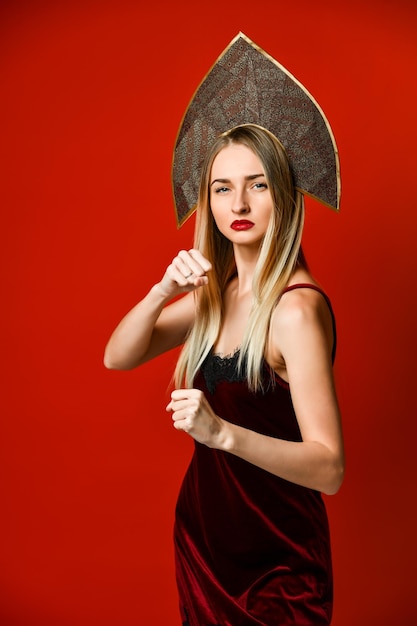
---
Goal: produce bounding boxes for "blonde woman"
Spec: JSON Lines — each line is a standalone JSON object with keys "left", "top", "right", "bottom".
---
{"left": 105, "top": 124, "right": 344, "bottom": 625}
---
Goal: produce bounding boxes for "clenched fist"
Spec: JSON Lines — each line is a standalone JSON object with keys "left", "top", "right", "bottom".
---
{"left": 157, "top": 249, "right": 212, "bottom": 300}
{"left": 166, "top": 388, "right": 227, "bottom": 449}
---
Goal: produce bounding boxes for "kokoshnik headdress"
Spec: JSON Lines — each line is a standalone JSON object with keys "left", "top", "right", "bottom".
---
{"left": 172, "top": 32, "right": 341, "bottom": 227}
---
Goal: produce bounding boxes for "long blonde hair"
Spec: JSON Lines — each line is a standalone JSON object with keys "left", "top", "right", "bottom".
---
{"left": 175, "top": 124, "right": 306, "bottom": 391}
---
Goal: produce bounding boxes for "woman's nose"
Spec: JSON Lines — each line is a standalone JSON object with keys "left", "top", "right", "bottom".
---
{"left": 231, "top": 190, "right": 250, "bottom": 214}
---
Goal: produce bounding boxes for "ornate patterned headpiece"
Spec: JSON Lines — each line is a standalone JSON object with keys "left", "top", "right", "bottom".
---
{"left": 172, "top": 33, "right": 341, "bottom": 227}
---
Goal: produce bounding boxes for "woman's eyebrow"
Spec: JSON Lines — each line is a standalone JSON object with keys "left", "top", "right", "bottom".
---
{"left": 210, "top": 173, "right": 265, "bottom": 186}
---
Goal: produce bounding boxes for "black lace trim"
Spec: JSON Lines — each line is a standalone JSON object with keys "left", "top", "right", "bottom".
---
{"left": 200, "top": 348, "right": 247, "bottom": 394}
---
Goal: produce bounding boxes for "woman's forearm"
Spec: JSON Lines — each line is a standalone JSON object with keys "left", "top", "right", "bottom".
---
{"left": 104, "top": 249, "right": 210, "bottom": 370}
{"left": 103, "top": 284, "right": 171, "bottom": 370}
{"left": 220, "top": 420, "right": 344, "bottom": 495}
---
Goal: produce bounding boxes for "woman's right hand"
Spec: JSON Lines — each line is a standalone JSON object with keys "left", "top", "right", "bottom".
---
{"left": 157, "top": 249, "right": 212, "bottom": 300}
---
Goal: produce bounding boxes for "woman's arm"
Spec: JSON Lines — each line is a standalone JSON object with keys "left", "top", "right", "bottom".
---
{"left": 104, "top": 249, "right": 211, "bottom": 370}
{"left": 166, "top": 289, "right": 344, "bottom": 495}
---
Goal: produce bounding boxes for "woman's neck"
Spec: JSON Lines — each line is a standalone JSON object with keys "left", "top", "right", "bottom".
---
{"left": 232, "top": 244, "right": 259, "bottom": 295}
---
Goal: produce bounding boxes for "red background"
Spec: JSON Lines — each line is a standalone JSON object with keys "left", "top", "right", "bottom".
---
{"left": 1, "top": 1, "right": 416, "bottom": 624}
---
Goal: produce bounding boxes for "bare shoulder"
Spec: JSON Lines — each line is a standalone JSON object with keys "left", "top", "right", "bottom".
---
{"left": 268, "top": 284, "right": 334, "bottom": 374}
{"left": 275, "top": 286, "right": 332, "bottom": 330}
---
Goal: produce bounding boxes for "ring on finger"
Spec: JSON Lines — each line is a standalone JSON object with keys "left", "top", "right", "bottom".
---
{"left": 184, "top": 272, "right": 193, "bottom": 279}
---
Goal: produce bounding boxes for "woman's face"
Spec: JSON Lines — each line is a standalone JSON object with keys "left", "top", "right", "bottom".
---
{"left": 209, "top": 143, "right": 274, "bottom": 248}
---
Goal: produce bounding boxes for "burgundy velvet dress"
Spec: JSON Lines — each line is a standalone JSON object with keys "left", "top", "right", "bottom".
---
{"left": 174, "top": 286, "right": 335, "bottom": 626}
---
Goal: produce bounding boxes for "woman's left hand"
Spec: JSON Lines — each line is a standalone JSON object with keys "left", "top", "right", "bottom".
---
{"left": 166, "top": 389, "right": 225, "bottom": 448}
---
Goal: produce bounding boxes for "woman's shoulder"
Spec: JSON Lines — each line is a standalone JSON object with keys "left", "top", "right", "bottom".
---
{"left": 280, "top": 269, "right": 324, "bottom": 310}
{"left": 274, "top": 283, "right": 329, "bottom": 333}
{"left": 267, "top": 272, "right": 335, "bottom": 369}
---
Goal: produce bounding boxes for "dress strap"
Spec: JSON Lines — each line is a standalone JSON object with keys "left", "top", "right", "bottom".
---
{"left": 281, "top": 283, "right": 337, "bottom": 362}
{"left": 282, "top": 282, "right": 327, "bottom": 297}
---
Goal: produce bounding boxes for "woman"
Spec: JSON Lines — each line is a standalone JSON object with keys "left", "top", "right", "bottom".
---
{"left": 104, "top": 124, "right": 344, "bottom": 625}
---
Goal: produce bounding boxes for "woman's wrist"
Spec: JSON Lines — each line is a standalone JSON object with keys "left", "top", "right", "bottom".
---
{"left": 149, "top": 281, "right": 174, "bottom": 304}
{"left": 216, "top": 419, "right": 236, "bottom": 453}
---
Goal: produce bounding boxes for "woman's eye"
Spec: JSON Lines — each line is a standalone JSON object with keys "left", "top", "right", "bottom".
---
{"left": 214, "top": 186, "right": 229, "bottom": 194}
{"left": 253, "top": 182, "right": 267, "bottom": 190}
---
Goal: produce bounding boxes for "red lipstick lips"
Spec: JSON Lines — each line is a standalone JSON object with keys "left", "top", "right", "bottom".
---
{"left": 231, "top": 220, "right": 255, "bottom": 231}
